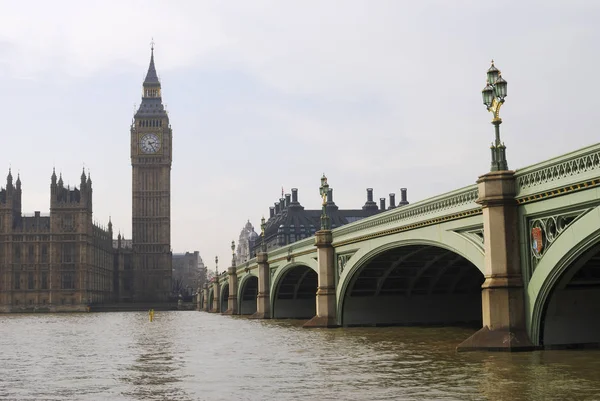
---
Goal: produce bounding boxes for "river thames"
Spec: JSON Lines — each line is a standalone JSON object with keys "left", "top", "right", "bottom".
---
{"left": 1, "top": 311, "right": 599, "bottom": 400}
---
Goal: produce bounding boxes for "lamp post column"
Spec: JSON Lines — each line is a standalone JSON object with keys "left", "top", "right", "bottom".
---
{"left": 304, "top": 175, "right": 339, "bottom": 328}
{"left": 202, "top": 283, "right": 209, "bottom": 312}
{"left": 457, "top": 61, "right": 533, "bottom": 351}
{"left": 211, "top": 256, "right": 220, "bottom": 313}
{"left": 224, "top": 240, "right": 238, "bottom": 315}
{"left": 251, "top": 217, "right": 271, "bottom": 319}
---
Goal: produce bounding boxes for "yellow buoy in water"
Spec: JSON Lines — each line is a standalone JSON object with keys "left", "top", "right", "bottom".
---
{"left": 149, "top": 309, "right": 155, "bottom": 322}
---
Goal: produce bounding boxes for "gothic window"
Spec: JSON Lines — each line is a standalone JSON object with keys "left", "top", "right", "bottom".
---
{"left": 62, "top": 214, "right": 74, "bottom": 231}
{"left": 61, "top": 272, "right": 75, "bottom": 289}
{"left": 41, "top": 244, "right": 48, "bottom": 263}
{"left": 62, "top": 243, "right": 75, "bottom": 263}
{"left": 14, "top": 272, "right": 20, "bottom": 289}
{"left": 28, "top": 273, "right": 34, "bottom": 289}
{"left": 41, "top": 272, "right": 48, "bottom": 290}
{"left": 28, "top": 245, "right": 34, "bottom": 263}
{"left": 13, "top": 244, "right": 21, "bottom": 263}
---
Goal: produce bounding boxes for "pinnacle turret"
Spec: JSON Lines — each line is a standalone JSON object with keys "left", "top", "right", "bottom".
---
{"left": 144, "top": 45, "right": 160, "bottom": 86}
{"left": 135, "top": 43, "right": 167, "bottom": 118}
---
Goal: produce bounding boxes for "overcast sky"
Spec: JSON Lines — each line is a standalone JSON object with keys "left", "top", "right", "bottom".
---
{"left": 1, "top": 0, "right": 598, "bottom": 271}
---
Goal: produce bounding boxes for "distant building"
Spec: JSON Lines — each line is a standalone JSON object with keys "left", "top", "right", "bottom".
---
{"left": 249, "top": 187, "right": 409, "bottom": 256}
{"left": 172, "top": 251, "right": 205, "bottom": 297}
{"left": 235, "top": 220, "right": 259, "bottom": 265}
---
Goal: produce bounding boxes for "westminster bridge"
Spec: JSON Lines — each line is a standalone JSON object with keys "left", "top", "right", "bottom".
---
{"left": 200, "top": 142, "right": 600, "bottom": 351}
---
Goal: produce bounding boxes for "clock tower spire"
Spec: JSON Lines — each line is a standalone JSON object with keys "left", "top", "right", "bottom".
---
{"left": 129, "top": 43, "right": 173, "bottom": 303}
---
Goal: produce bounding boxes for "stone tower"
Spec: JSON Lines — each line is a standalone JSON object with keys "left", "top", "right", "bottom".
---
{"left": 130, "top": 45, "right": 173, "bottom": 302}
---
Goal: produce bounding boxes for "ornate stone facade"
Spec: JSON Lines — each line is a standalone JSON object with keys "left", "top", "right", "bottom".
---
{"left": 129, "top": 47, "right": 173, "bottom": 302}
{"left": 236, "top": 220, "right": 259, "bottom": 265}
{"left": 0, "top": 170, "right": 114, "bottom": 312}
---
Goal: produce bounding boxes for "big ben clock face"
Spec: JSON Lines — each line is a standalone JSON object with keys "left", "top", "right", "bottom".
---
{"left": 140, "top": 133, "right": 161, "bottom": 154}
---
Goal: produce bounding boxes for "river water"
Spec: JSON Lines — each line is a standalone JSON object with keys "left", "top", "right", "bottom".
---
{"left": 1, "top": 311, "right": 599, "bottom": 401}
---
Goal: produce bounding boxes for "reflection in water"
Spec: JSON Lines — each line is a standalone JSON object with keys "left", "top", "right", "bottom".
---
{"left": 120, "top": 313, "right": 192, "bottom": 401}
{"left": 1, "top": 312, "right": 600, "bottom": 400}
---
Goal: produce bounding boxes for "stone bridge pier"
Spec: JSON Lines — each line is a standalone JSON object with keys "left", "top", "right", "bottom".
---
{"left": 211, "top": 279, "right": 220, "bottom": 313}
{"left": 457, "top": 170, "right": 533, "bottom": 351}
{"left": 201, "top": 284, "right": 209, "bottom": 312}
{"left": 304, "top": 230, "right": 338, "bottom": 328}
{"left": 250, "top": 252, "right": 270, "bottom": 319}
{"left": 223, "top": 265, "right": 238, "bottom": 315}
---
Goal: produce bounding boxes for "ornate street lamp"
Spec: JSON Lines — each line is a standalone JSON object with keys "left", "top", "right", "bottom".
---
{"left": 482, "top": 60, "right": 509, "bottom": 171}
{"left": 231, "top": 240, "right": 236, "bottom": 266}
{"left": 215, "top": 256, "right": 219, "bottom": 277}
{"left": 260, "top": 216, "right": 266, "bottom": 252}
{"left": 319, "top": 174, "right": 330, "bottom": 230}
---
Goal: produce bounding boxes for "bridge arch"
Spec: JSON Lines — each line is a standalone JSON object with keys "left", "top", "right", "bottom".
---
{"left": 337, "top": 236, "right": 485, "bottom": 327}
{"left": 238, "top": 274, "right": 258, "bottom": 315}
{"left": 220, "top": 283, "right": 229, "bottom": 313}
{"left": 271, "top": 261, "right": 318, "bottom": 319}
{"left": 529, "top": 207, "right": 600, "bottom": 347}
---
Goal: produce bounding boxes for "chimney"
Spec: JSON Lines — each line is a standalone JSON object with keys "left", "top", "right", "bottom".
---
{"left": 400, "top": 188, "right": 409, "bottom": 205}
{"left": 379, "top": 198, "right": 386, "bottom": 211}
{"left": 269, "top": 206, "right": 275, "bottom": 218}
{"left": 285, "top": 194, "right": 291, "bottom": 208}
{"left": 362, "top": 188, "right": 378, "bottom": 211}
{"left": 388, "top": 193, "right": 396, "bottom": 209}
{"left": 275, "top": 202, "right": 280, "bottom": 214}
{"left": 325, "top": 188, "right": 338, "bottom": 211}
{"left": 291, "top": 188, "right": 298, "bottom": 204}
{"left": 280, "top": 197, "right": 286, "bottom": 210}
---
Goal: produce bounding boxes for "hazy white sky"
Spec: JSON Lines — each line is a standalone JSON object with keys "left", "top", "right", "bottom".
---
{"left": 1, "top": 0, "right": 598, "bottom": 271}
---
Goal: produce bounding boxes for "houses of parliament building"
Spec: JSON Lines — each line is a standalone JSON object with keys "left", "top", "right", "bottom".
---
{"left": 0, "top": 47, "right": 173, "bottom": 312}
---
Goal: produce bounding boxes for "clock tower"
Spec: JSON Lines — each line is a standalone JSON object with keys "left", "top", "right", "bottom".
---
{"left": 130, "top": 45, "right": 172, "bottom": 302}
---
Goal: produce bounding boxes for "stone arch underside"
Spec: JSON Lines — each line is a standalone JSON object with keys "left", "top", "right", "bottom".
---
{"left": 341, "top": 244, "right": 484, "bottom": 326}
{"left": 540, "top": 242, "right": 600, "bottom": 347}
{"left": 239, "top": 275, "right": 258, "bottom": 315}
{"left": 273, "top": 264, "right": 317, "bottom": 319}
{"left": 220, "top": 283, "right": 229, "bottom": 313}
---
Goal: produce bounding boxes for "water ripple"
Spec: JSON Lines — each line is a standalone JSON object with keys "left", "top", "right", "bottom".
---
{"left": 2, "top": 312, "right": 600, "bottom": 400}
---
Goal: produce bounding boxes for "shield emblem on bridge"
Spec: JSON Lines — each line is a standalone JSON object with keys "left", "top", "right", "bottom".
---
{"left": 531, "top": 226, "right": 544, "bottom": 255}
